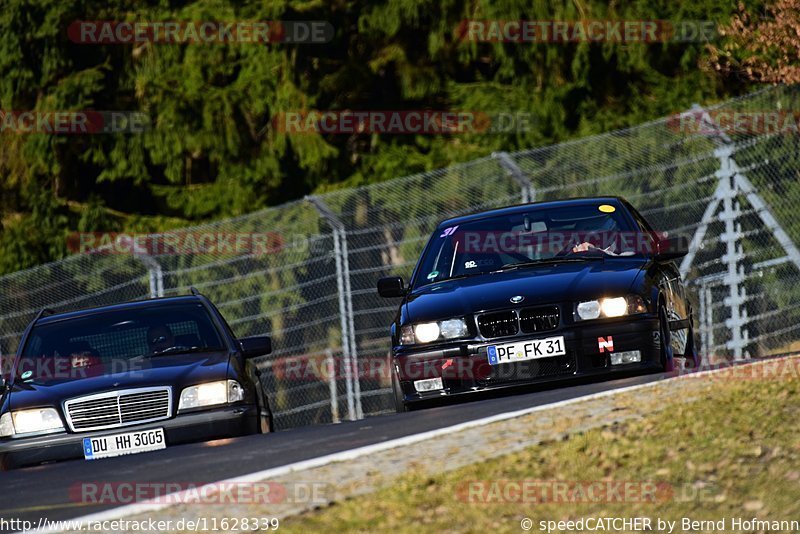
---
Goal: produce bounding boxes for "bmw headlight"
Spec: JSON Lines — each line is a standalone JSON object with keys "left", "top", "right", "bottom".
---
{"left": 576, "top": 296, "right": 647, "bottom": 321}
{"left": 413, "top": 322, "right": 440, "bottom": 343}
{"left": 178, "top": 380, "right": 244, "bottom": 411}
{"left": 400, "top": 318, "right": 469, "bottom": 345}
{"left": 600, "top": 297, "right": 628, "bottom": 317}
{"left": 0, "top": 408, "right": 64, "bottom": 437}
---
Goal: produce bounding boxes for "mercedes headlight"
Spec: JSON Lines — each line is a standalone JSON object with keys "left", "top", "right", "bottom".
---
{"left": 178, "top": 380, "right": 244, "bottom": 411}
{"left": 0, "top": 408, "right": 64, "bottom": 437}
{"left": 576, "top": 296, "right": 647, "bottom": 321}
{"left": 400, "top": 318, "right": 469, "bottom": 345}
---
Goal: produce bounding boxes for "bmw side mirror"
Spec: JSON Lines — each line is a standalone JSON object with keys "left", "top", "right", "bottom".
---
{"left": 377, "top": 276, "right": 407, "bottom": 298}
{"left": 238, "top": 336, "right": 272, "bottom": 359}
{"left": 654, "top": 233, "right": 690, "bottom": 261}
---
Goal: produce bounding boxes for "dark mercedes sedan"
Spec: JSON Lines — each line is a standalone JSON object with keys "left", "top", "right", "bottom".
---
{"left": 378, "top": 197, "right": 699, "bottom": 412}
{"left": 0, "top": 293, "right": 273, "bottom": 469}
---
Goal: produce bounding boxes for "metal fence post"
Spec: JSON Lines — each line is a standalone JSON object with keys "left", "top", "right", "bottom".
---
{"left": 326, "top": 348, "right": 340, "bottom": 423}
{"left": 492, "top": 151, "right": 535, "bottom": 203}
{"left": 698, "top": 280, "right": 714, "bottom": 359}
{"left": 339, "top": 232, "right": 362, "bottom": 419}
{"left": 116, "top": 235, "right": 164, "bottom": 298}
{"left": 148, "top": 263, "right": 164, "bottom": 298}
{"left": 716, "top": 148, "right": 748, "bottom": 360}
{"left": 306, "top": 195, "right": 362, "bottom": 421}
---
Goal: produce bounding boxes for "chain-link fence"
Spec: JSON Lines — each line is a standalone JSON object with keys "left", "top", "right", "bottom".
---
{"left": 2, "top": 85, "right": 800, "bottom": 429}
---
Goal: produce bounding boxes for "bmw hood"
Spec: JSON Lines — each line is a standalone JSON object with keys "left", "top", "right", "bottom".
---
{"left": 404, "top": 258, "right": 647, "bottom": 322}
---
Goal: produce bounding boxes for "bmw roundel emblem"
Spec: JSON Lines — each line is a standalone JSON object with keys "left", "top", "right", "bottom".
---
{"left": 510, "top": 295, "right": 525, "bottom": 304}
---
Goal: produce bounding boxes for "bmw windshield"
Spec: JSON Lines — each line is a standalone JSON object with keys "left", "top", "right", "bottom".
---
{"left": 413, "top": 203, "right": 652, "bottom": 289}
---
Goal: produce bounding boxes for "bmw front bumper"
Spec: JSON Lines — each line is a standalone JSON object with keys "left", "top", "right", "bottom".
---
{"left": 393, "top": 315, "right": 663, "bottom": 405}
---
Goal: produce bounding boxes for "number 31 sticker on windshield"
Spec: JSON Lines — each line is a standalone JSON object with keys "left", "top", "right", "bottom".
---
{"left": 440, "top": 225, "right": 458, "bottom": 238}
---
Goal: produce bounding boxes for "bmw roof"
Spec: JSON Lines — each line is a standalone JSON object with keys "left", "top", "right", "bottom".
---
{"left": 437, "top": 196, "right": 628, "bottom": 228}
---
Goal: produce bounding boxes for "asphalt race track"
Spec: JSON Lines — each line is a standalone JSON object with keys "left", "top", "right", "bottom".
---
{"left": 0, "top": 371, "right": 671, "bottom": 527}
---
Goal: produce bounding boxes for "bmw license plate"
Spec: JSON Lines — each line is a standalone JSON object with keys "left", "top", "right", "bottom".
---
{"left": 487, "top": 336, "right": 566, "bottom": 365}
{"left": 83, "top": 428, "right": 166, "bottom": 460}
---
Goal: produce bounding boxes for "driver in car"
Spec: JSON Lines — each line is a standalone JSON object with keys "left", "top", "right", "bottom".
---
{"left": 571, "top": 241, "right": 635, "bottom": 256}
{"left": 147, "top": 324, "right": 175, "bottom": 354}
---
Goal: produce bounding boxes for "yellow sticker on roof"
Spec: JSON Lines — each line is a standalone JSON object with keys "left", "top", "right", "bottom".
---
{"left": 599, "top": 204, "right": 616, "bottom": 213}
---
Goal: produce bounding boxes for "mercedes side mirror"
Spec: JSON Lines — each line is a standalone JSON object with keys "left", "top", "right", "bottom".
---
{"left": 238, "top": 336, "right": 272, "bottom": 359}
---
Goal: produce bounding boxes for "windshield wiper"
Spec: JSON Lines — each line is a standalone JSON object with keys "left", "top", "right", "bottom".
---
{"left": 146, "top": 346, "right": 223, "bottom": 357}
{"left": 422, "top": 255, "right": 602, "bottom": 285}
{"left": 422, "top": 272, "right": 484, "bottom": 286}
{"left": 491, "top": 256, "right": 599, "bottom": 273}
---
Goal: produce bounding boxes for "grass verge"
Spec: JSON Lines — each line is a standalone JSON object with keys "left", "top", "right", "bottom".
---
{"left": 282, "top": 363, "right": 800, "bottom": 533}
